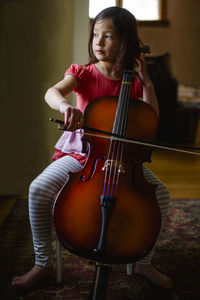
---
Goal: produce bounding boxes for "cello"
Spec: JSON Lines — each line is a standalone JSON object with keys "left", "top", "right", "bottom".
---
{"left": 52, "top": 64, "right": 161, "bottom": 298}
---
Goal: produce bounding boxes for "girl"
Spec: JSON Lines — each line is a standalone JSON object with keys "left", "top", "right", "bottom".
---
{"left": 12, "top": 7, "right": 172, "bottom": 290}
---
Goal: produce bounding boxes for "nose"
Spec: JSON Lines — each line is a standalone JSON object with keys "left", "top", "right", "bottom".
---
{"left": 96, "top": 36, "right": 104, "bottom": 46}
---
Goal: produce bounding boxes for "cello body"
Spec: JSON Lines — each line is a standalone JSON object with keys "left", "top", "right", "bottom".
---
{"left": 53, "top": 95, "right": 161, "bottom": 264}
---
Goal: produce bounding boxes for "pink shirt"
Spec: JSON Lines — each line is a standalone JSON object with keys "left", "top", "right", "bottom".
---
{"left": 53, "top": 63, "right": 143, "bottom": 160}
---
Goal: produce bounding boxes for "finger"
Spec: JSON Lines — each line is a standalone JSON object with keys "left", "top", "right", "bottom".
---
{"left": 135, "top": 57, "right": 146, "bottom": 68}
{"left": 66, "top": 111, "right": 82, "bottom": 131}
{"left": 135, "top": 58, "right": 143, "bottom": 73}
{"left": 135, "top": 58, "right": 140, "bottom": 64}
{"left": 77, "top": 116, "right": 84, "bottom": 129}
{"left": 66, "top": 116, "right": 75, "bottom": 131}
{"left": 139, "top": 55, "right": 146, "bottom": 63}
{"left": 134, "top": 74, "right": 140, "bottom": 82}
{"left": 64, "top": 108, "right": 71, "bottom": 127}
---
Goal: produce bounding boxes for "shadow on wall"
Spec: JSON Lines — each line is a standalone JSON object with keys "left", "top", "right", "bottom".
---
{"left": 146, "top": 53, "right": 177, "bottom": 144}
{"left": 0, "top": 0, "right": 73, "bottom": 194}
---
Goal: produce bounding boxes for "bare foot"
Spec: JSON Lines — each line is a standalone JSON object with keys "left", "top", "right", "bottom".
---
{"left": 12, "top": 265, "right": 53, "bottom": 289}
{"left": 133, "top": 263, "right": 173, "bottom": 290}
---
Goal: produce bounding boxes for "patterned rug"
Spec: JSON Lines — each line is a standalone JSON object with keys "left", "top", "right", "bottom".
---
{"left": 0, "top": 198, "right": 200, "bottom": 300}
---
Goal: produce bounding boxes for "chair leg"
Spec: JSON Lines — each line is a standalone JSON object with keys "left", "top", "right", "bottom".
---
{"left": 56, "top": 237, "right": 132, "bottom": 280}
{"left": 56, "top": 237, "right": 62, "bottom": 283}
{"left": 126, "top": 263, "right": 133, "bottom": 275}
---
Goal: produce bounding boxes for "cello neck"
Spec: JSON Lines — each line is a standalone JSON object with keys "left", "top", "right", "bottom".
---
{"left": 112, "top": 70, "right": 133, "bottom": 137}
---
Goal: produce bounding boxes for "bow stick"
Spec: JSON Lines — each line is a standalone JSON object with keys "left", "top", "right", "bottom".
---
{"left": 49, "top": 118, "right": 200, "bottom": 156}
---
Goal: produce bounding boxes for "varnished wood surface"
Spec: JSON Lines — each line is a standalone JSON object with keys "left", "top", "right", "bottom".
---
{"left": 0, "top": 149, "right": 200, "bottom": 226}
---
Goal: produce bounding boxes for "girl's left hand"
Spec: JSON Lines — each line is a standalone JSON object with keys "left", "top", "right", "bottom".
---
{"left": 134, "top": 57, "right": 152, "bottom": 87}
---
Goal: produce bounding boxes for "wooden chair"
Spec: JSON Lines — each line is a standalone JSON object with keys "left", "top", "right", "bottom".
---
{"left": 55, "top": 237, "right": 133, "bottom": 283}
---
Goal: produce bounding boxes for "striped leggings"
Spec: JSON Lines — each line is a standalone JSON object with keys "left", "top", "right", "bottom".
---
{"left": 29, "top": 155, "right": 170, "bottom": 267}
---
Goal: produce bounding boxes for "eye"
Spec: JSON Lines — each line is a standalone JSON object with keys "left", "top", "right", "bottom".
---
{"left": 105, "top": 34, "right": 112, "bottom": 39}
{"left": 93, "top": 32, "right": 98, "bottom": 38}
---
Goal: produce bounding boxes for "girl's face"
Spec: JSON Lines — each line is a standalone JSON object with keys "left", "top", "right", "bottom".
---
{"left": 92, "top": 18, "right": 120, "bottom": 64}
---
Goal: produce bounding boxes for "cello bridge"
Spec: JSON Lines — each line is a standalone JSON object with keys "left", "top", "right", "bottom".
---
{"left": 102, "top": 159, "right": 125, "bottom": 173}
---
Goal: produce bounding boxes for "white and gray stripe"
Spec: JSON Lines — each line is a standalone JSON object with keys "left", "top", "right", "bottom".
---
{"left": 28, "top": 157, "right": 170, "bottom": 267}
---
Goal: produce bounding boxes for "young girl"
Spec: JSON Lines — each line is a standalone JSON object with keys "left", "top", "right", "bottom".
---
{"left": 12, "top": 6, "right": 172, "bottom": 290}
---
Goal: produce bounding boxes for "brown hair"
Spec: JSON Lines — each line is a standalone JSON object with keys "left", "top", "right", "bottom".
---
{"left": 88, "top": 6, "right": 142, "bottom": 76}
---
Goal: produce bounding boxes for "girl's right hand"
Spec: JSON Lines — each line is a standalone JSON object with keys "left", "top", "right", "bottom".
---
{"left": 59, "top": 102, "right": 84, "bottom": 131}
{"left": 45, "top": 75, "right": 83, "bottom": 130}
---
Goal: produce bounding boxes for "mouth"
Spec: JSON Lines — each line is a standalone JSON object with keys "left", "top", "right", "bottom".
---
{"left": 96, "top": 50, "right": 105, "bottom": 55}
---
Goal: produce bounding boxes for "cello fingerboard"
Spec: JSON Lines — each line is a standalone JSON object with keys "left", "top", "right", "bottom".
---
{"left": 112, "top": 70, "right": 133, "bottom": 137}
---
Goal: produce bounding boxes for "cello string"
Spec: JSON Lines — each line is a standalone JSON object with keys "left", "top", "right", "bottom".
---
{"left": 110, "top": 73, "right": 132, "bottom": 196}
{"left": 104, "top": 76, "right": 126, "bottom": 198}
{"left": 113, "top": 142, "right": 125, "bottom": 197}
{"left": 103, "top": 132, "right": 120, "bottom": 197}
{"left": 110, "top": 138, "right": 123, "bottom": 197}
{"left": 109, "top": 85, "right": 124, "bottom": 196}
{"left": 114, "top": 74, "right": 131, "bottom": 192}
{"left": 105, "top": 141, "right": 115, "bottom": 197}
{"left": 110, "top": 76, "right": 128, "bottom": 196}
{"left": 116, "top": 73, "right": 131, "bottom": 136}
{"left": 106, "top": 76, "right": 127, "bottom": 197}
{"left": 104, "top": 72, "right": 131, "bottom": 197}
{"left": 113, "top": 78, "right": 131, "bottom": 195}
{"left": 102, "top": 140, "right": 112, "bottom": 197}
{"left": 113, "top": 72, "right": 132, "bottom": 136}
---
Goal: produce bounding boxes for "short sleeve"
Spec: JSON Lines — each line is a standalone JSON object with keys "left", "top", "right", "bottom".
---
{"left": 64, "top": 64, "right": 87, "bottom": 91}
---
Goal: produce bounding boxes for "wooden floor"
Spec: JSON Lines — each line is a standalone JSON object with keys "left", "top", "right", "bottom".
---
{"left": 0, "top": 149, "right": 200, "bottom": 226}
{"left": 145, "top": 148, "right": 200, "bottom": 199}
